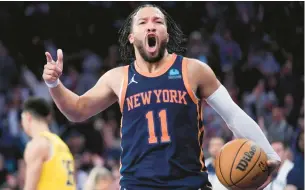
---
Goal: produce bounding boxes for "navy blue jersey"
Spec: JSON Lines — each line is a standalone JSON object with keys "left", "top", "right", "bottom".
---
{"left": 119, "top": 54, "right": 209, "bottom": 189}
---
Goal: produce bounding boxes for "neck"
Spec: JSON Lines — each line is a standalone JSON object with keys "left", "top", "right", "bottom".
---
{"left": 135, "top": 50, "right": 170, "bottom": 73}
{"left": 30, "top": 120, "right": 50, "bottom": 138}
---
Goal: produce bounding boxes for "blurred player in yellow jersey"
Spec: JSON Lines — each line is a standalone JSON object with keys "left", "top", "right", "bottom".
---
{"left": 21, "top": 97, "right": 76, "bottom": 190}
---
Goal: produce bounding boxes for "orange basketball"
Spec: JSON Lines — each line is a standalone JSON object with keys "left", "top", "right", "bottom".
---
{"left": 215, "top": 139, "right": 269, "bottom": 190}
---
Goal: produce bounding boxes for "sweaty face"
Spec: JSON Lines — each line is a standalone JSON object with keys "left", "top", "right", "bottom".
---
{"left": 129, "top": 7, "right": 169, "bottom": 63}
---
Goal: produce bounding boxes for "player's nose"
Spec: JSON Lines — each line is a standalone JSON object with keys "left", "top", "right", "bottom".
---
{"left": 146, "top": 23, "right": 156, "bottom": 33}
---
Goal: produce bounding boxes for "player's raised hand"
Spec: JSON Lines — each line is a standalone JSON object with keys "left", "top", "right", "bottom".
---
{"left": 257, "top": 159, "right": 281, "bottom": 190}
{"left": 43, "top": 49, "right": 63, "bottom": 88}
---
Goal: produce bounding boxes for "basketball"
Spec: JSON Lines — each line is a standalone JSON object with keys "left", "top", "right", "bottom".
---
{"left": 215, "top": 139, "right": 269, "bottom": 190}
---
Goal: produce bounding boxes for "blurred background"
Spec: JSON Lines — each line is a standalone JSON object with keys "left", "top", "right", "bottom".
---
{"left": 0, "top": 1, "right": 303, "bottom": 190}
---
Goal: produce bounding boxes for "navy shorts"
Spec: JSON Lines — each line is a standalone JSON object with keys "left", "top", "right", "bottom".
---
{"left": 120, "top": 183, "right": 213, "bottom": 190}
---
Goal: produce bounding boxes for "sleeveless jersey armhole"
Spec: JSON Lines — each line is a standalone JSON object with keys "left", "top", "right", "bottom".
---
{"left": 118, "top": 78, "right": 124, "bottom": 105}
{"left": 45, "top": 138, "right": 54, "bottom": 162}
{"left": 182, "top": 58, "right": 199, "bottom": 104}
{"left": 119, "top": 66, "right": 129, "bottom": 113}
{"left": 38, "top": 134, "right": 54, "bottom": 163}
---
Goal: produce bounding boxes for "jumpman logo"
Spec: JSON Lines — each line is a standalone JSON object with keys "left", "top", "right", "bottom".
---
{"left": 128, "top": 74, "right": 138, "bottom": 85}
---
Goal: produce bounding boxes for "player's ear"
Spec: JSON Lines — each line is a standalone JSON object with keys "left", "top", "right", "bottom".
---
{"left": 46, "top": 113, "right": 52, "bottom": 124}
{"left": 22, "top": 112, "right": 31, "bottom": 124}
{"left": 129, "top": 34, "right": 134, "bottom": 44}
{"left": 27, "top": 113, "right": 32, "bottom": 123}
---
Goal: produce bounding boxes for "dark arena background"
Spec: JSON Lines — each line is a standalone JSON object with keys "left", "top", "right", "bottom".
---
{"left": 0, "top": 1, "right": 304, "bottom": 190}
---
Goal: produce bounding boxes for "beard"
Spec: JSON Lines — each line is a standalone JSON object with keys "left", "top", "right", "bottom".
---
{"left": 134, "top": 38, "right": 167, "bottom": 63}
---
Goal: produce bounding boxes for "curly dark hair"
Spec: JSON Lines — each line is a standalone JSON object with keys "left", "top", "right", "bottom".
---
{"left": 118, "top": 4, "right": 186, "bottom": 63}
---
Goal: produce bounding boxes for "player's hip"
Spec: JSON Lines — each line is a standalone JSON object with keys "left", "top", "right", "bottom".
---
{"left": 120, "top": 183, "right": 212, "bottom": 190}
{"left": 120, "top": 174, "right": 211, "bottom": 190}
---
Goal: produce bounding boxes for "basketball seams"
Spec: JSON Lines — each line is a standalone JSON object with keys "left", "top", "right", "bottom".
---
{"left": 234, "top": 147, "right": 262, "bottom": 188}
{"left": 217, "top": 140, "right": 268, "bottom": 189}
{"left": 218, "top": 148, "right": 231, "bottom": 187}
{"left": 229, "top": 140, "right": 249, "bottom": 185}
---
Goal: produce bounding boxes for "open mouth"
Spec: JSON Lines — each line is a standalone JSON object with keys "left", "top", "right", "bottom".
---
{"left": 148, "top": 36, "right": 156, "bottom": 47}
{"left": 146, "top": 34, "right": 157, "bottom": 53}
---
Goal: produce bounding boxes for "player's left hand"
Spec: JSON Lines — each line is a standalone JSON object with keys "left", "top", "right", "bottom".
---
{"left": 257, "top": 159, "right": 281, "bottom": 190}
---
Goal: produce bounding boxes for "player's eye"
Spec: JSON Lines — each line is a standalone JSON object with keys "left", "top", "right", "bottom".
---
{"left": 139, "top": 22, "right": 145, "bottom": 25}
{"left": 156, "top": 21, "right": 163, "bottom": 24}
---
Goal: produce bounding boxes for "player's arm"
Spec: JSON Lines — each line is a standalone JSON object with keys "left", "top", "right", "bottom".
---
{"left": 188, "top": 59, "right": 281, "bottom": 189}
{"left": 43, "top": 50, "right": 121, "bottom": 122}
{"left": 187, "top": 59, "right": 281, "bottom": 162}
{"left": 24, "top": 137, "right": 50, "bottom": 190}
{"left": 49, "top": 68, "right": 119, "bottom": 122}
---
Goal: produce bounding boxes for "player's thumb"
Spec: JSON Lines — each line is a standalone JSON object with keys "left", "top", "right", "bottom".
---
{"left": 45, "top": 52, "right": 53, "bottom": 63}
{"left": 267, "top": 160, "right": 278, "bottom": 167}
{"left": 57, "top": 49, "right": 64, "bottom": 70}
{"left": 266, "top": 159, "right": 280, "bottom": 175}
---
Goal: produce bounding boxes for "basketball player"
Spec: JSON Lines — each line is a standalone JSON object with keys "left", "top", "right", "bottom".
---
{"left": 42, "top": 4, "right": 281, "bottom": 190}
{"left": 21, "top": 97, "right": 75, "bottom": 190}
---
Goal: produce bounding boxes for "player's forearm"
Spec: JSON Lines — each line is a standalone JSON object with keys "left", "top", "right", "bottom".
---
{"left": 49, "top": 80, "right": 83, "bottom": 122}
{"left": 206, "top": 85, "right": 281, "bottom": 161}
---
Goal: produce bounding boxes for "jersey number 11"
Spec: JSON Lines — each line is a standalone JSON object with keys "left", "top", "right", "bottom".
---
{"left": 146, "top": 109, "right": 171, "bottom": 144}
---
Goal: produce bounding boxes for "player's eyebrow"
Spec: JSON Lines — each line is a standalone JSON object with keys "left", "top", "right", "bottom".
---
{"left": 137, "top": 16, "right": 164, "bottom": 22}
{"left": 137, "top": 17, "right": 147, "bottom": 22}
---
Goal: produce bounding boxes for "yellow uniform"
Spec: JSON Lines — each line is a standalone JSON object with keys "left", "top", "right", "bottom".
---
{"left": 37, "top": 131, "right": 76, "bottom": 190}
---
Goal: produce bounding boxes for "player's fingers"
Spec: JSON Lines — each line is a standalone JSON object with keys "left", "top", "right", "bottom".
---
{"left": 44, "top": 69, "right": 59, "bottom": 78}
{"left": 267, "top": 160, "right": 280, "bottom": 167}
{"left": 266, "top": 160, "right": 280, "bottom": 175}
{"left": 42, "top": 73, "right": 57, "bottom": 82}
{"left": 54, "top": 65, "right": 62, "bottom": 75}
{"left": 44, "top": 64, "right": 62, "bottom": 77}
{"left": 44, "top": 63, "right": 57, "bottom": 71}
{"left": 257, "top": 175, "right": 272, "bottom": 190}
{"left": 257, "top": 160, "right": 280, "bottom": 190}
{"left": 45, "top": 52, "right": 53, "bottom": 63}
{"left": 45, "top": 63, "right": 62, "bottom": 71}
{"left": 57, "top": 49, "right": 63, "bottom": 70}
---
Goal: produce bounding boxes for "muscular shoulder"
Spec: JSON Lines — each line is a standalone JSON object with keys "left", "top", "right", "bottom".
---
{"left": 184, "top": 58, "right": 214, "bottom": 79}
{"left": 183, "top": 57, "right": 220, "bottom": 99}
{"left": 24, "top": 136, "right": 50, "bottom": 163}
{"left": 104, "top": 66, "right": 127, "bottom": 78}
{"left": 102, "top": 65, "right": 129, "bottom": 96}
